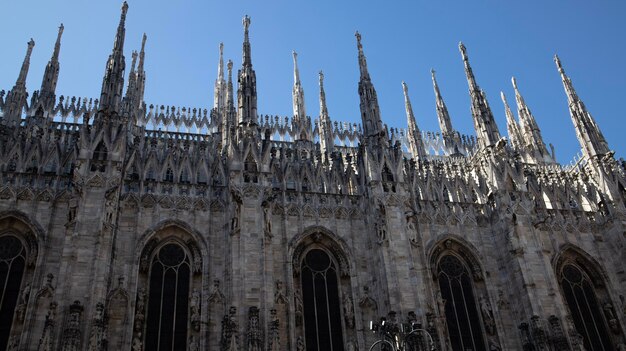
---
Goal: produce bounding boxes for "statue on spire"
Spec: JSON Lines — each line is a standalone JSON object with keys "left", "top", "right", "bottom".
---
{"left": 243, "top": 15, "right": 251, "bottom": 33}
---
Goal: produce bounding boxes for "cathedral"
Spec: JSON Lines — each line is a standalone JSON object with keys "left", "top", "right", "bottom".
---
{"left": 1, "top": 2, "right": 625, "bottom": 351}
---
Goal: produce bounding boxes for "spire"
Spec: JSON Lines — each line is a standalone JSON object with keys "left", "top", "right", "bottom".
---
{"left": 459, "top": 42, "right": 501, "bottom": 149}
{"left": 402, "top": 82, "right": 426, "bottom": 159}
{"left": 511, "top": 77, "right": 552, "bottom": 162}
{"left": 355, "top": 31, "right": 370, "bottom": 80}
{"left": 214, "top": 43, "right": 226, "bottom": 110}
{"left": 242, "top": 15, "right": 252, "bottom": 67}
{"left": 129, "top": 51, "right": 138, "bottom": 76}
{"left": 98, "top": 1, "right": 129, "bottom": 114}
{"left": 554, "top": 55, "right": 609, "bottom": 158}
{"left": 222, "top": 59, "right": 235, "bottom": 152}
{"left": 355, "top": 32, "right": 384, "bottom": 141}
{"left": 2, "top": 38, "right": 35, "bottom": 125}
{"left": 237, "top": 15, "right": 258, "bottom": 126}
{"left": 16, "top": 38, "right": 36, "bottom": 89}
{"left": 292, "top": 51, "right": 309, "bottom": 141}
{"left": 39, "top": 24, "right": 63, "bottom": 108}
{"left": 226, "top": 60, "right": 234, "bottom": 110}
{"left": 500, "top": 91, "right": 523, "bottom": 150}
{"left": 135, "top": 33, "right": 147, "bottom": 108}
{"left": 318, "top": 71, "right": 334, "bottom": 156}
{"left": 431, "top": 69, "right": 454, "bottom": 137}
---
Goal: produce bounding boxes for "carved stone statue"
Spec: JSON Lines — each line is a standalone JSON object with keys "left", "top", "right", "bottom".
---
{"left": 436, "top": 291, "right": 446, "bottom": 318}
{"left": 131, "top": 335, "right": 142, "bottom": 351}
{"left": 603, "top": 302, "right": 620, "bottom": 334}
{"left": 479, "top": 295, "right": 495, "bottom": 335}
{"left": 376, "top": 216, "right": 387, "bottom": 244}
{"left": 343, "top": 291, "right": 355, "bottom": 329}
{"left": 296, "top": 336, "right": 305, "bottom": 351}
{"left": 230, "top": 197, "right": 241, "bottom": 234}
{"left": 134, "top": 288, "right": 146, "bottom": 332}
{"left": 190, "top": 289, "right": 201, "bottom": 331}
{"left": 294, "top": 289, "right": 304, "bottom": 326}
{"left": 188, "top": 335, "right": 199, "bottom": 351}
{"left": 262, "top": 200, "right": 272, "bottom": 238}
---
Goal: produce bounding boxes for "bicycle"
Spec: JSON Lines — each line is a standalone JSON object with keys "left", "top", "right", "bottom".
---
{"left": 368, "top": 316, "right": 436, "bottom": 351}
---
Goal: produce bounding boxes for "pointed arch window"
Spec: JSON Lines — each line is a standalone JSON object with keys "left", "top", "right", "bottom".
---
{"left": 437, "top": 254, "right": 486, "bottom": 351}
{"left": 91, "top": 142, "right": 108, "bottom": 171}
{"left": 301, "top": 249, "right": 344, "bottom": 351}
{"left": 558, "top": 263, "right": 614, "bottom": 351}
{"left": 196, "top": 170, "right": 207, "bottom": 185}
{"left": 244, "top": 154, "right": 258, "bottom": 183}
{"left": 144, "top": 243, "right": 190, "bottom": 351}
{"left": 164, "top": 168, "right": 174, "bottom": 183}
{"left": 0, "top": 235, "right": 26, "bottom": 350}
{"left": 179, "top": 169, "right": 189, "bottom": 184}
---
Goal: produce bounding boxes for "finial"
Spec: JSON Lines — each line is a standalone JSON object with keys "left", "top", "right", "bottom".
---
{"left": 355, "top": 31, "right": 362, "bottom": 49}
{"left": 554, "top": 54, "right": 564, "bottom": 72}
{"left": 227, "top": 59, "right": 233, "bottom": 79}
{"left": 217, "top": 42, "right": 225, "bottom": 79}
{"left": 511, "top": 76, "right": 518, "bottom": 90}
{"left": 243, "top": 15, "right": 251, "bottom": 35}
{"left": 119, "top": 1, "right": 129, "bottom": 24}
{"left": 431, "top": 68, "right": 435, "bottom": 76}
{"left": 292, "top": 50, "right": 300, "bottom": 84}
{"left": 58, "top": 23, "right": 64, "bottom": 37}
{"left": 459, "top": 41, "right": 468, "bottom": 60}
{"left": 402, "top": 81, "right": 408, "bottom": 95}
{"left": 130, "top": 50, "right": 138, "bottom": 71}
{"left": 28, "top": 38, "right": 35, "bottom": 49}
{"left": 141, "top": 33, "right": 147, "bottom": 51}
{"left": 319, "top": 70, "right": 324, "bottom": 86}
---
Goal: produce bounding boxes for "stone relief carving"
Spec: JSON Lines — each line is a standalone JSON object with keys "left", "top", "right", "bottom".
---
{"left": 247, "top": 306, "right": 263, "bottom": 351}
{"left": 267, "top": 308, "right": 280, "bottom": 351}
{"left": 208, "top": 279, "right": 225, "bottom": 305}
{"left": 87, "top": 302, "right": 106, "bottom": 351}
{"left": 61, "top": 300, "right": 84, "bottom": 351}
{"left": 220, "top": 306, "right": 239, "bottom": 351}
{"left": 274, "top": 280, "right": 287, "bottom": 305}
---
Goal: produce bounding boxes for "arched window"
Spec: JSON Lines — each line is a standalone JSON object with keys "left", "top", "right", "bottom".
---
{"left": 301, "top": 249, "right": 344, "bottom": 351}
{"left": 144, "top": 243, "right": 191, "bottom": 350}
{"left": 164, "top": 168, "right": 174, "bottom": 183}
{"left": 0, "top": 235, "right": 26, "bottom": 350}
{"left": 91, "top": 142, "right": 108, "bottom": 172}
{"left": 558, "top": 263, "right": 614, "bottom": 351}
{"left": 437, "top": 254, "right": 486, "bottom": 351}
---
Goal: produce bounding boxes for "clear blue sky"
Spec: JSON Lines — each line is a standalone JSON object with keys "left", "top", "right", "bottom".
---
{"left": 1, "top": 0, "right": 624, "bottom": 162}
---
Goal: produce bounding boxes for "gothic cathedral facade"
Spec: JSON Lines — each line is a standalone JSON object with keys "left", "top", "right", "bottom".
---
{"left": 0, "top": 3, "right": 625, "bottom": 351}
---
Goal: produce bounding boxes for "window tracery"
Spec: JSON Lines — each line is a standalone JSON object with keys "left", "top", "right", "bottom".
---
{"left": 557, "top": 258, "right": 617, "bottom": 351}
